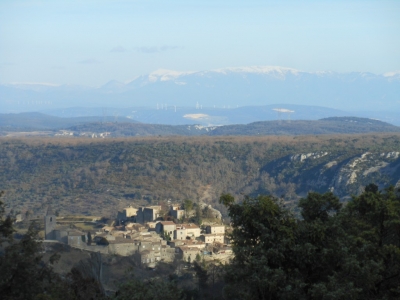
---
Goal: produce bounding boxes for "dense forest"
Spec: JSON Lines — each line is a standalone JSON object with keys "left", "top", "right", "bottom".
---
{"left": 1, "top": 186, "right": 399, "bottom": 299}
{"left": 1, "top": 134, "right": 400, "bottom": 218}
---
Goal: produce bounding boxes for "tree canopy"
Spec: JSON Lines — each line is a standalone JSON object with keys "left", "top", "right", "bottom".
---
{"left": 220, "top": 185, "right": 400, "bottom": 300}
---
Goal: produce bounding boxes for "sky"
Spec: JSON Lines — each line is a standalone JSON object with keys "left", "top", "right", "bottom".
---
{"left": 0, "top": 0, "right": 399, "bottom": 87}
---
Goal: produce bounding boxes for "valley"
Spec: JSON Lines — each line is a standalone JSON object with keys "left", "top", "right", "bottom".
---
{"left": 1, "top": 134, "right": 400, "bottom": 219}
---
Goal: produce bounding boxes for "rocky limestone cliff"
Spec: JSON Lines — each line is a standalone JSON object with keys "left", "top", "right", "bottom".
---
{"left": 260, "top": 151, "right": 400, "bottom": 200}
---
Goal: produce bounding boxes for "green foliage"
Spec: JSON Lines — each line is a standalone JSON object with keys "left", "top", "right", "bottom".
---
{"left": 342, "top": 185, "right": 400, "bottom": 298}
{"left": 195, "top": 253, "right": 201, "bottom": 262}
{"left": 2, "top": 185, "right": 400, "bottom": 299}
{"left": 193, "top": 261, "right": 209, "bottom": 293}
{"left": 161, "top": 230, "right": 171, "bottom": 241}
{"left": 219, "top": 193, "right": 235, "bottom": 207}
{"left": 0, "top": 191, "right": 14, "bottom": 245}
{"left": 298, "top": 191, "right": 342, "bottom": 222}
{"left": 194, "top": 205, "right": 202, "bottom": 225}
{"left": 220, "top": 186, "right": 400, "bottom": 299}
{"left": 0, "top": 222, "right": 59, "bottom": 300}
{"left": 183, "top": 199, "right": 193, "bottom": 213}
{"left": 113, "top": 276, "right": 184, "bottom": 300}
{"left": 222, "top": 194, "right": 297, "bottom": 299}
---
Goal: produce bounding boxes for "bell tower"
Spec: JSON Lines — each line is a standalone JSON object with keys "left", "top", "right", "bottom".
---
{"left": 44, "top": 205, "right": 56, "bottom": 240}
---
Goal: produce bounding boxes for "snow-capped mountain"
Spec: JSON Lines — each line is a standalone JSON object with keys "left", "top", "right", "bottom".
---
{"left": 1, "top": 66, "right": 399, "bottom": 114}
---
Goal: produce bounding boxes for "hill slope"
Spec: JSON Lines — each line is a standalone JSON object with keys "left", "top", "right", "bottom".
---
{"left": 0, "top": 112, "right": 138, "bottom": 131}
{"left": 1, "top": 134, "right": 400, "bottom": 218}
{"left": 207, "top": 117, "right": 400, "bottom": 136}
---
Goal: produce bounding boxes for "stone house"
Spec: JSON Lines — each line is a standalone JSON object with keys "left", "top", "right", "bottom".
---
{"left": 53, "top": 226, "right": 84, "bottom": 244}
{"left": 117, "top": 205, "right": 138, "bottom": 222}
{"left": 138, "top": 240, "right": 153, "bottom": 252}
{"left": 184, "top": 223, "right": 201, "bottom": 238}
{"left": 176, "top": 246, "right": 200, "bottom": 262}
{"left": 139, "top": 250, "right": 156, "bottom": 267}
{"left": 161, "top": 245, "right": 176, "bottom": 262}
{"left": 174, "top": 227, "right": 187, "bottom": 240}
{"left": 174, "top": 223, "right": 201, "bottom": 240}
{"left": 124, "top": 205, "right": 138, "bottom": 218}
{"left": 136, "top": 206, "right": 162, "bottom": 224}
{"left": 155, "top": 221, "right": 176, "bottom": 235}
{"left": 169, "top": 239, "right": 205, "bottom": 250}
{"left": 170, "top": 205, "right": 185, "bottom": 219}
{"left": 125, "top": 222, "right": 145, "bottom": 232}
{"left": 44, "top": 206, "right": 89, "bottom": 245}
{"left": 206, "top": 225, "right": 225, "bottom": 234}
{"left": 108, "top": 238, "right": 139, "bottom": 256}
{"left": 146, "top": 222, "right": 158, "bottom": 231}
{"left": 199, "top": 233, "right": 225, "bottom": 245}
{"left": 66, "top": 231, "right": 86, "bottom": 247}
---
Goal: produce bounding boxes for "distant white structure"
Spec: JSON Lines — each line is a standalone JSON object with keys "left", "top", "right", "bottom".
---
{"left": 273, "top": 108, "right": 295, "bottom": 122}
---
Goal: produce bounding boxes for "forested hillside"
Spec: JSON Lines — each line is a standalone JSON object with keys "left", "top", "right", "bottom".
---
{"left": 208, "top": 117, "right": 400, "bottom": 136}
{"left": 1, "top": 115, "right": 399, "bottom": 138}
{"left": 1, "top": 134, "right": 400, "bottom": 218}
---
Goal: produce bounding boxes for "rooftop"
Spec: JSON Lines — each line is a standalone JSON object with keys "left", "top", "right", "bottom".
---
{"left": 160, "top": 221, "right": 176, "bottom": 225}
{"left": 177, "top": 223, "right": 200, "bottom": 229}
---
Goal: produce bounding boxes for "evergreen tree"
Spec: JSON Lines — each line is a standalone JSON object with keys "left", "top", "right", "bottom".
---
{"left": 220, "top": 187, "right": 400, "bottom": 299}
{"left": 0, "top": 221, "right": 61, "bottom": 300}
{"left": 194, "top": 205, "right": 202, "bottom": 225}
{"left": 87, "top": 231, "right": 92, "bottom": 245}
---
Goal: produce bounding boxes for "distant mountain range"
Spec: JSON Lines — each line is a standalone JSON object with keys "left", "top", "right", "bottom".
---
{"left": 1, "top": 66, "right": 399, "bottom": 117}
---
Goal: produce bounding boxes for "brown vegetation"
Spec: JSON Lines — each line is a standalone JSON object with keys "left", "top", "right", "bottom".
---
{"left": 1, "top": 134, "right": 400, "bottom": 218}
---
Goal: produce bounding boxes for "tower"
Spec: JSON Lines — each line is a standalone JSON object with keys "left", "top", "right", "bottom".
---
{"left": 44, "top": 205, "right": 56, "bottom": 240}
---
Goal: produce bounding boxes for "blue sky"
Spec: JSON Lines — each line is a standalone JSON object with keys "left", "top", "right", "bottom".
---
{"left": 0, "top": 0, "right": 399, "bottom": 86}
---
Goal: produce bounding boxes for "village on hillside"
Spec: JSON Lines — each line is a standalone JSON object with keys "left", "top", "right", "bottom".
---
{"left": 42, "top": 202, "right": 233, "bottom": 268}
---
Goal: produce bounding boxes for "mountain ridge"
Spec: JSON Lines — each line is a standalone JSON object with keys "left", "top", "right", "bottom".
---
{"left": 1, "top": 66, "right": 399, "bottom": 114}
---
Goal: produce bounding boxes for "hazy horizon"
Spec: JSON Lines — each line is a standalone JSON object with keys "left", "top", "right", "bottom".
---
{"left": 1, "top": 0, "right": 399, "bottom": 86}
